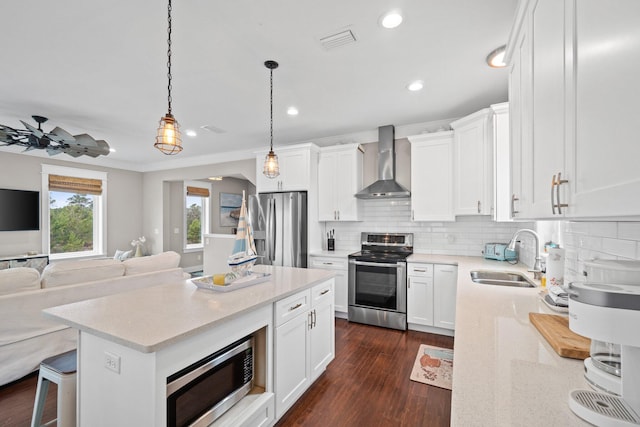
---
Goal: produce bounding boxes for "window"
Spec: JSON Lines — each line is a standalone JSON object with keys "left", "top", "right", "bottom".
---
{"left": 185, "top": 182, "right": 210, "bottom": 250}
{"left": 42, "top": 165, "right": 107, "bottom": 259}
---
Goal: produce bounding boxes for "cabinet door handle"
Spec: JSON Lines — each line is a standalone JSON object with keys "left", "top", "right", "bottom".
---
{"left": 337, "top": 210, "right": 340, "bottom": 220}
{"left": 320, "top": 289, "right": 330, "bottom": 295}
{"left": 511, "top": 194, "right": 520, "bottom": 216}
{"left": 439, "top": 269, "right": 455, "bottom": 273}
{"left": 551, "top": 174, "right": 557, "bottom": 214}
{"left": 322, "top": 262, "right": 334, "bottom": 265}
{"left": 477, "top": 200, "right": 481, "bottom": 213}
{"left": 313, "top": 309, "right": 317, "bottom": 328}
{"left": 411, "top": 210, "right": 414, "bottom": 221}
{"left": 413, "top": 269, "right": 427, "bottom": 273}
{"left": 308, "top": 312, "right": 313, "bottom": 329}
{"left": 289, "top": 303, "right": 302, "bottom": 312}
{"left": 408, "top": 278, "right": 411, "bottom": 289}
{"left": 555, "top": 171, "right": 569, "bottom": 214}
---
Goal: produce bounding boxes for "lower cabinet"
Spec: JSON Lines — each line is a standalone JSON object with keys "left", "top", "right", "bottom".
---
{"left": 407, "top": 263, "right": 458, "bottom": 334}
{"left": 309, "top": 255, "right": 348, "bottom": 316}
{"left": 274, "top": 279, "right": 335, "bottom": 419}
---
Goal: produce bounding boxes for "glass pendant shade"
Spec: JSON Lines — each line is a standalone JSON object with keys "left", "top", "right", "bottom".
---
{"left": 263, "top": 150, "right": 280, "bottom": 178}
{"left": 155, "top": 113, "right": 183, "bottom": 155}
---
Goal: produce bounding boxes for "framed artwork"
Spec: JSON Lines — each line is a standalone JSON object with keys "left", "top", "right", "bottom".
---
{"left": 220, "top": 192, "right": 242, "bottom": 227}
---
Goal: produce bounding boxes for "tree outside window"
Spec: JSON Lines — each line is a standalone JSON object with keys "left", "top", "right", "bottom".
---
{"left": 49, "top": 191, "right": 96, "bottom": 254}
{"left": 186, "top": 196, "right": 202, "bottom": 245}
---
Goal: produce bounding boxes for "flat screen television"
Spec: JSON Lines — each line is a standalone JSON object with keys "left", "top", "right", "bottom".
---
{"left": 0, "top": 188, "right": 40, "bottom": 231}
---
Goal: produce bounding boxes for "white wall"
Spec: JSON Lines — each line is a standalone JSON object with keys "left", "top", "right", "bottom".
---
{"left": 0, "top": 151, "right": 143, "bottom": 258}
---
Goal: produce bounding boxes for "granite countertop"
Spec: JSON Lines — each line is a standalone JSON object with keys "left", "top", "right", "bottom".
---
{"left": 44, "top": 265, "right": 334, "bottom": 354}
{"left": 409, "top": 255, "right": 588, "bottom": 426}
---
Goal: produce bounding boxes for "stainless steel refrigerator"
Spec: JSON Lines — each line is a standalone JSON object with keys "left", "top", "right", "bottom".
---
{"left": 248, "top": 191, "right": 307, "bottom": 268}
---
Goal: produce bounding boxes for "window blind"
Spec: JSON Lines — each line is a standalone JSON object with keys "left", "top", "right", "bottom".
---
{"left": 186, "top": 186, "right": 210, "bottom": 197}
{"left": 48, "top": 174, "right": 103, "bottom": 195}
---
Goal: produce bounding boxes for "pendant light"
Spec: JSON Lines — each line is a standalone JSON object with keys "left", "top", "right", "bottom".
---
{"left": 155, "top": 0, "right": 183, "bottom": 155}
{"left": 263, "top": 60, "right": 280, "bottom": 178}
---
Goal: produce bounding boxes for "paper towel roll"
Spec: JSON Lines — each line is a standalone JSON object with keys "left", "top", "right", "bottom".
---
{"left": 546, "top": 247, "right": 565, "bottom": 287}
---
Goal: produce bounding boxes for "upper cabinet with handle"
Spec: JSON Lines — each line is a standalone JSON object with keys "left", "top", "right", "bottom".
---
{"left": 317, "top": 144, "right": 363, "bottom": 221}
{"left": 408, "top": 131, "right": 455, "bottom": 222}
{"left": 450, "top": 109, "right": 494, "bottom": 216}
{"left": 256, "top": 144, "right": 319, "bottom": 193}
{"left": 507, "top": 0, "right": 640, "bottom": 219}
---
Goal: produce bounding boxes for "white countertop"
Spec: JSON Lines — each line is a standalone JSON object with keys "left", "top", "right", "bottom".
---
{"left": 44, "top": 265, "right": 334, "bottom": 354}
{"left": 410, "top": 255, "right": 588, "bottom": 426}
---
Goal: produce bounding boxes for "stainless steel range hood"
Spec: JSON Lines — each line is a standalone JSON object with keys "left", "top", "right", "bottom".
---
{"left": 355, "top": 125, "right": 410, "bottom": 199}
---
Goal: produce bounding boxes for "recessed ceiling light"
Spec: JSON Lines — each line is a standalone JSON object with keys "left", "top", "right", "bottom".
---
{"left": 381, "top": 11, "right": 403, "bottom": 29}
{"left": 486, "top": 45, "right": 507, "bottom": 68}
{"left": 407, "top": 80, "right": 424, "bottom": 91}
{"left": 208, "top": 176, "right": 223, "bottom": 181}
{"left": 287, "top": 106, "right": 299, "bottom": 116}
{"left": 185, "top": 129, "right": 198, "bottom": 137}
{"left": 109, "top": 148, "right": 116, "bottom": 153}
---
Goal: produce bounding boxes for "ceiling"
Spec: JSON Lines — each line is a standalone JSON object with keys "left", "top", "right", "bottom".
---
{"left": 0, "top": 0, "right": 517, "bottom": 172}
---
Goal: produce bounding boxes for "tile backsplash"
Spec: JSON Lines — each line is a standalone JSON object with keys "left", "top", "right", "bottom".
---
{"left": 321, "top": 200, "right": 640, "bottom": 285}
{"left": 558, "top": 221, "right": 640, "bottom": 284}
{"left": 322, "top": 199, "right": 533, "bottom": 258}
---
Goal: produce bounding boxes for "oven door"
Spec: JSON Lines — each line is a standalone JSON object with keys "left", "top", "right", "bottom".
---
{"left": 348, "top": 259, "right": 406, "bottom": 313}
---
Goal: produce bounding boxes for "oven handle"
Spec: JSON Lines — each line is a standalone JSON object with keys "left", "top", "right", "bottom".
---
{"left": 349, "top": 259, "right": 405, "bottom": 269}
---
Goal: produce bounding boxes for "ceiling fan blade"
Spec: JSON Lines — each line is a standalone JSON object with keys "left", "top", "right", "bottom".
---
{"left": 61, "top": 147, "right": 84, "bottom": 157}
{"left": 46, "top": 146, "right": 63, "bottom": 156}
{"left": 48, "top": 127, "right": 76, "bottom": 143}
{"left": 95, "top": 140, "right": 110, "bottom": 155}
{"left": 20, "top": 120, "right": 44, "bottom": 138}
{"left": 71, "top": 133, "right": 98, "bottom": 148}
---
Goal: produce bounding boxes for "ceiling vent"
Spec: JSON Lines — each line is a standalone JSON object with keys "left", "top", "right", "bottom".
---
{"left": 320, "top": 29, "right": 357, "bottom": 50}
{"left": 200, "top": 124, "right": 226, "bottom": 134}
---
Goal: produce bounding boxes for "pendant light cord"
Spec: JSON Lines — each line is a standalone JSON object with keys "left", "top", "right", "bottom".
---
{"left": 269, "top": 67, "right": 273, "bottom": 151}
{"left": 167, "top": 0, "right": 173, "bottom": 115}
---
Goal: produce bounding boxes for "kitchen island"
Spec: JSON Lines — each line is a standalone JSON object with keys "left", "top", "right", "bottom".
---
{"left": 409, "top": 255, "right": 589, "bottom": 426}
{"left": 44, "top": 265, "right": 335, "bottom": 427}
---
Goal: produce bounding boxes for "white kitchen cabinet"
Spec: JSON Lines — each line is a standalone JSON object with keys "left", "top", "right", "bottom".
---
{"left": 318, "top": 144, "right": 363, "bottom": 221}
{"left": 433, "top": 264, "right": 458, "bottom": 330}
{"left": 274, "top": 279, "right": 334, "bottom": 418}
{"left": 256, "top": 144, "right": 319, "bottom": 193}
{"left": 407, "top": 131, "right": 455, "bottom": 221}
{"left": 407, "top": 263, "right": 434, "bottom": 326}
{"left": 506, "top": 0, "right": 640, "bottom": 219}
{"left": 309, "top": 254, "right": 348, "bottom": 316}
{"left": 309, "top": 282, "right": 335, "bottom": 381}
{"left": 407, "top": 263, "right": 457, "bottom": 335}
{"left": 491, "top": 102, "right": 514, "bottom": 222}
{"left": 451, "top": 109, "right": 494, "bottom": 216}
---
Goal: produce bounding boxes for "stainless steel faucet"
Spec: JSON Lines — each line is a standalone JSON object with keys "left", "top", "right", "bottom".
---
{"left": 507, "top": 229, "right": 543, "bottom": 279}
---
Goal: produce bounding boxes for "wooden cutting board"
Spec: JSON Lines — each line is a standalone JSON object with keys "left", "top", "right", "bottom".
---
{"left": 529, "top": 313, "right": 591, "bottom": 359}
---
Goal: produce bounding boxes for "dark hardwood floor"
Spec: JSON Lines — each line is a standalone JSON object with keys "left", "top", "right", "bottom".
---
{"left": 275, "top": 319, "right": 454, "bottom": 427}
{"left": 0, "top": 319, "right": 453, "bottom": 427}
{"left": 0, "top": 372, "right": 57, "bottom": 427}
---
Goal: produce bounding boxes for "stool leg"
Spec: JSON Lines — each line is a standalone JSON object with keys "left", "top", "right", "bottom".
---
{"left": 56, "top": 372, "right": 77, "bottom": 427}
{"left": 31, "top": 372, "right": 50, "bottom": 427}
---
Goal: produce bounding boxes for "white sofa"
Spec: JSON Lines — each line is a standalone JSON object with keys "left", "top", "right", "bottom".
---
{"left": 0, "top": 251, "right": 188, "bottom": 386}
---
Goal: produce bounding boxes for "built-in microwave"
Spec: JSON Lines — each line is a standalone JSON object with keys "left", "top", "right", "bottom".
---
{"left": 166, "top": 335, "right": 254, "bottom": 427}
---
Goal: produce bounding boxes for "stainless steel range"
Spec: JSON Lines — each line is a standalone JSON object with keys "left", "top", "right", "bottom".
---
{"left": 348, "top": 232, "right": 413, "bottom": 330}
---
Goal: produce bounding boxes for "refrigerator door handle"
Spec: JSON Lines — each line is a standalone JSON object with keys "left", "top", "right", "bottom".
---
{"left": 269, "top": 197, "right": 277, "bottom": 262}
{"left": 290, "top": 194, "right": 298, "bottom": 266}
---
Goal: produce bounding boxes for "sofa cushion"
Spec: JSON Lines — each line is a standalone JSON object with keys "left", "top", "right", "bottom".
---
{"left": 0, "top": 267, "right": 41, "bottom": 296}
{"left": 41, "top": 258, "right": 125, "bottom": 288}
{"left": 123, "top": 251, "right": 181, "bottom": 276}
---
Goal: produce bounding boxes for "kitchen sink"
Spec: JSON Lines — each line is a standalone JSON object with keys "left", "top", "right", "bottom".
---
{"left": 470, "top": 270, "right": 536, "bottom": 288}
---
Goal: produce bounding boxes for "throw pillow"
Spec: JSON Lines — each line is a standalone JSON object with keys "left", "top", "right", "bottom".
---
{"left": 114, "top": 249, "right": 132, "bottom": 261}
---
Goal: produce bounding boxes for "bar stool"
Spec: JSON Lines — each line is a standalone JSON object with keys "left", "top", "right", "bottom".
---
{"left": 31, "top": 349, "right": 77, "bottom": 427}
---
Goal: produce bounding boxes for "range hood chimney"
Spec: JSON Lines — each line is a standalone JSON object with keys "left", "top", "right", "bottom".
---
{"left": 355, "top": 125, "right": 410, "bottom": 199}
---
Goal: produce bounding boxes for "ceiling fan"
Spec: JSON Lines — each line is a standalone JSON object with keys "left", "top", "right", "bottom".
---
{"left": 0, "top": 115, "right": 111, "bottom": 158}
